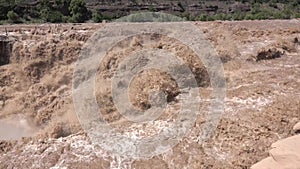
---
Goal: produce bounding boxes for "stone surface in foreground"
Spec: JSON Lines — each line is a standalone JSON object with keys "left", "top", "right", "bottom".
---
{"left": 252, "top": 123, "right": 300, "bottom": 169}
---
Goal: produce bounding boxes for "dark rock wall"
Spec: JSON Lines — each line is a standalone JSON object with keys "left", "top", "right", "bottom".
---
{"left": 0, "top": 36, "right": 13, "bottom": 66}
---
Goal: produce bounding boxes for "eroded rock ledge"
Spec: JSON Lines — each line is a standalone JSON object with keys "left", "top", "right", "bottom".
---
{"left": 251, "top": 122, "right": 300, "bottom": 169}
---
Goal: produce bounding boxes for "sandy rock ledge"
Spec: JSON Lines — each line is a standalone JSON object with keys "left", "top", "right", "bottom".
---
{"left": 251, "top": 122, "right": 300, "bottom": 169}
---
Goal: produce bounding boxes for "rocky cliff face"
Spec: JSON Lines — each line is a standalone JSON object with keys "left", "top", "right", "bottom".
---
{"left": 86, "top": 0, "right": 250, "bottom": 18}
{"left": 0, "top": 35, "right": 14, "bottom": 66}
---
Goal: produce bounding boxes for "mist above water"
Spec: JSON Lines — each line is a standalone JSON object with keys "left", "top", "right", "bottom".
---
{"left": 0, "top": 117, "right": 35, "bottom": 140}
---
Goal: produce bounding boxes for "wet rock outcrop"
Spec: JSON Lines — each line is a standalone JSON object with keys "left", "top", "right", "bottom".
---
{"left": 0, "top": 35, "right": 14, "bottom": 66}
